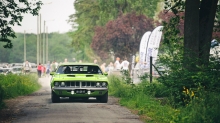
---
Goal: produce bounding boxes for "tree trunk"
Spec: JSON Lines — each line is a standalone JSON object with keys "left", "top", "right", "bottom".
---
{"left": 199, "top": 0, "right": 218, "bottom": 66}
{"left": 184, "top": 0, "right": 200, "bottom": 70}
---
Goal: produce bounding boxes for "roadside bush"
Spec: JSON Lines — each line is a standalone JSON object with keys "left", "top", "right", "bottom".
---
{"left": 138, "top": 78, "right": 169, "bottom": 98}
{"left": 0, "top": 83, "right": 5, "bottom": 109}
{"left": 173, "top": 90, "right": 220, "bottom": 123}
{"left": 0, "top": 74, "right": 40, "bottom": 109}
{"left": 108, "top": 75, "right": 176, "bottom": 123}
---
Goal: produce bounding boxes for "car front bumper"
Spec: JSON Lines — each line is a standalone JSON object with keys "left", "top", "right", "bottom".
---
{"left": 52, "top": 87, "right": 108, "bottom": 97}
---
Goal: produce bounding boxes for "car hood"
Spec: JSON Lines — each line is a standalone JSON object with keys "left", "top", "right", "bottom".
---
{"left": 51, "top": 74, "right": 108, "bottom": 81}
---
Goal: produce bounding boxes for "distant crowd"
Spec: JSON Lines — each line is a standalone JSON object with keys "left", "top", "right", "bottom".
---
{"left": 35, "top": 57, "right": 131, "bottom": 78}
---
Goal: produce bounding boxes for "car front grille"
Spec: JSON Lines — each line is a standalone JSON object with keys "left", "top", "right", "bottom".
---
{"left": 61, "top": 81, "right": 100, "bottom": 88}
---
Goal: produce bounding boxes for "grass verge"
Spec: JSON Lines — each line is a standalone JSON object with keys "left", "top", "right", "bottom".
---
{"left": 108, "top": 75, "right": 177, "bottom": 123}
{"left": 0, "top": 74, "right": 41, "bottom": 109}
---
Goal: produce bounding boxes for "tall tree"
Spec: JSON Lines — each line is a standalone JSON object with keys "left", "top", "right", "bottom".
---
{"left": 68, "top": 0, "right": 161, "bottom": 61}
{"left": 0, "top": 0, "right": 42, "bottom": 48}
{"left": 164, "top": 0, "right": 219, "bottom": 70}
{"left": 91, "top": 12, "right": 154, "bottom": 60}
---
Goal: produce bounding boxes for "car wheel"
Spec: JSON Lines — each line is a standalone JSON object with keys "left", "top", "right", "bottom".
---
{"left": 99, "top": 91, "right": 108, "bottom": 103}
{"left": 51, "top": 91, "right": 60, "bottom": 103}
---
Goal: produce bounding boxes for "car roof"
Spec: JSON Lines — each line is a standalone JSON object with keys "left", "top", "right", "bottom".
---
{"left": 59, "top": 62, "right": 99, "bottom": 66}
{"left": 12, "top": 66, "right": 23, "bottom": 68}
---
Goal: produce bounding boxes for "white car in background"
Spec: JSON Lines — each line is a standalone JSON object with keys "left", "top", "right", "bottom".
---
{"left": 11, "top": 66, "right": 23, "bottom": 75}
{"left": 30, "top": 63, "right": 37, "bottom": 73}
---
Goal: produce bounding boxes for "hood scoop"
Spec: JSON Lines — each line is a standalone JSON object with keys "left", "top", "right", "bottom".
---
{"left": 67, "top": 75, "right": 75, "bottom": 77}
{"left": 86, "top": 75, "right": 94, "bottom": 77}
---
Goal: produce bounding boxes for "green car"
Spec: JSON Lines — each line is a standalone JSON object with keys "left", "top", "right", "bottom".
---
{"left": 50, "top": 62, "right": 108, "bottom": 103}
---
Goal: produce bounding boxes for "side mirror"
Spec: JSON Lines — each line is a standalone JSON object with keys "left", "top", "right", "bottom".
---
{"left": 103, "top": 72, "right": 108, "bottom": 76}
{"left": 50, "top": 72, "right": 55, "bottom": 76}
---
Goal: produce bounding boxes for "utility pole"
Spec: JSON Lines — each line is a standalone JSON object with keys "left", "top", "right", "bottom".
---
{"left": 46, "top": 26, "right": 48, "bottom": 62}
{"left": 43, "top": 20, "right": 45, "bottom": 64}
{"left": 39, "top": 14, "right": 42, "bottom": 64}
{"left": 37, "top": 16, "right": 39, "bottom": 65}
{"left": 24, "top": 30, "right": 26, "bottom": 62}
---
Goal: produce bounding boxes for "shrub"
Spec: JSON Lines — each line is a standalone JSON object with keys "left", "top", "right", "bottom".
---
{"left": 108, "top": 75, "right": 176, "bottom": 122}
{"left": 0, "top": 74, "right": 40, "bottom": 109}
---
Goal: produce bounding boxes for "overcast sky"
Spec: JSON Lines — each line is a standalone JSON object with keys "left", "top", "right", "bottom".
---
{"left": 13, "top": 0, "right": 75, "bottom": 34}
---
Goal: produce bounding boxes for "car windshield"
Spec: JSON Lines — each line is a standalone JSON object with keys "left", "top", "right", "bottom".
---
{"left": 56, "top": 65, "right": 103, "bottom": 74}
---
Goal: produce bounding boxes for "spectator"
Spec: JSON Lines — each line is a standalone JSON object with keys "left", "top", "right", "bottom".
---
{"left": 51, "top": 61, "right": 56, "bottom": 72}
{"left": 108, "top": 62, "right": 114, "bottom": 74}
{"left": 72, "top": 58, "right": 76, "bottom": 62}
{"left": 100, "top": 63, "right": 106, "bottom": 72}
{"left": 114, "top": 57, "right": 121, "bottom": 70}
{"left": 23, "top": 60, "right": 31, "bottom": 74}
{"left": 121, "top": 57, "right": 130, "bottom": 71}
{"left": 94, "top": 59, "right": 98, "bottom": 64}
{"left": 46, "top": 61, "right": 51, "bottom": 77}
{"left": 41, "top": 65, "right": 46, "bottom": 77}
{"left": 54, "top": 60, "right": 58, "bottom": 69}
{"left": 64, "top": 58, "right": 68, "bottom": 63}
{"left": 37, "top": 63, "right": 42, "bottom": 78}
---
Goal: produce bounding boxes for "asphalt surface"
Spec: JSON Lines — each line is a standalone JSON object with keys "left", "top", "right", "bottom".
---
{"left": 10, "top": 76, "right": 143, "bottom": 123}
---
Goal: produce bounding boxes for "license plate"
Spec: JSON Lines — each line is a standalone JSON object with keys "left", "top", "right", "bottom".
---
{"left": 75, "top": 89, "right": 86, "bottom": 94}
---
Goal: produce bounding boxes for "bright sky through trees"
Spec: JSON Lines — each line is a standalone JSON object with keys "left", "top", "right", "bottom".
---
{"left": 12, "top": 0, "right": 75, "bottom": 34}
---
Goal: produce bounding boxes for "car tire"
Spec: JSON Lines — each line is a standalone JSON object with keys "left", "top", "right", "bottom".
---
{"left": 99, "top": 91, "right": 108, "bottom": 103}
{"left": 51, "top": 91, "right": 60, "bottom": 103}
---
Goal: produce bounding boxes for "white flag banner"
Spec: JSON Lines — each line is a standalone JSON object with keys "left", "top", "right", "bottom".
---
{"left": 139, "top": 31, "right": 151, "bottom": 64}
{"left": 146, "top": 26, "right": 163, "bottom": 66}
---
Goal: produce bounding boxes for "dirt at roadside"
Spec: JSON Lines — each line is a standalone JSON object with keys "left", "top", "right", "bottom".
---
{"left": 0, "top": 96, "right": 31, "bottom": 123}
{"left": 0, "top": 95, "right": 121, "bottom": 123}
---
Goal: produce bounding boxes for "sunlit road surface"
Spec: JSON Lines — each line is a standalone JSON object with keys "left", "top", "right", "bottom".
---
{"left": 12, "top": 76, "right": 143, "bottom": 123}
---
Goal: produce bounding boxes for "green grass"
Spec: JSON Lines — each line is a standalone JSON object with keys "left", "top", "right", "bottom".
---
{"left": 108, "top": 75, "right": 220, "bottom": 123}
{"left": 108, "top": 75, "right": 176, "bottom": 123}
{"left": 0, "top": 74, "right": 41, "bottom": 109}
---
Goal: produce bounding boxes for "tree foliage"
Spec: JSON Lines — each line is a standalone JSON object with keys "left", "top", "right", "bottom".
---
{"left": 0, "top": 0, "right": 42, "bottom": 48}
{"left": 91, "top": 12, "right": 154, "bottom": 60}
{"left": 68, "top": 0, "right": 161, "bottom": 61}
{"left": 0, "top": 33, "right": 75, "bottom": 63}
{"left": 164, "top": 0, "right": 219, "bottom": 68}
{"left": 157, "top": 0, "right": 220, "bottom": 107}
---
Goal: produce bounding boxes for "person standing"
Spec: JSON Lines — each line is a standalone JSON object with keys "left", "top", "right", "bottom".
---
{"left": 37, "top": 63, "right": 42, "bottom": 78}
{"left": 51, "top": 61, "right": 56, "bottom": 72}
{"left": 100, "top": 63, "right": 106, "bottom": 72}
{"left": 64, "top": 58, "right": 68, "bottom": 63}
{"left": 121, "top": 57, "right": 130, "bottom": 71}
{"left": 94, "top": 59, "right": 98, "bottom": 64}
{"left": 108, "top": 62, "right": 114, "bottom": 74}
{"left": 23, "top": 60, "right": 31, "bottom": 74}
{"left": 72, "top": 58, "right": 76, "bottom": 62}
{"left": 54, "top": 60, "right": 58, "bottom": 69}
{"left": 114, "top": 57, "right": 121, "bottom": 70}
{"left": 46, "top": 61, "right": 51, "bottom": 77}
{"left": 41, "top": 65, "right": 46, "bottom": 77}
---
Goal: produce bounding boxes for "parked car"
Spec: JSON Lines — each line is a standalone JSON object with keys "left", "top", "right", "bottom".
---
{"left": 10, "top": 66, "right": 23, "bottom": 75}
{"left": 30, "top": 63, "right": 37, "bottom": 73}
{"left": 11, "top": 63, "right": 24, "bottom": 67}
{"left": 50, "top": 62, "right": 108, "bottom": 103}
{"left": 0, "top": 68, "right": 12, "bottom": 75}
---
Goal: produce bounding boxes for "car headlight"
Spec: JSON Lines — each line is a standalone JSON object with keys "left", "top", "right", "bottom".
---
{"left": 61, "top": 82, "right": 65, "bottom": 87}
{"left": 102, "top": 82, "right": 107, "bottom": 87}
{"left": 96, "top": 82, "right": 100, "bottom": 87}
{"left": 54, "top": 82, "right": 59, "bottom": 86}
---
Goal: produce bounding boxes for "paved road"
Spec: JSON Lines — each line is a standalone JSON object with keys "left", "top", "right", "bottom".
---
{"left": 11, "top": 76, "right": 143, "bottom": 123}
